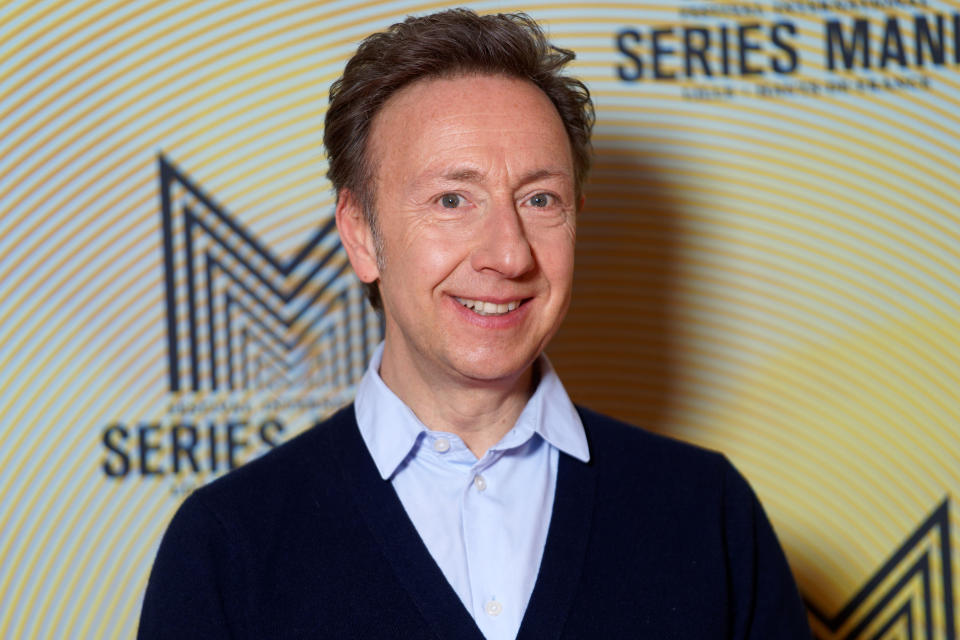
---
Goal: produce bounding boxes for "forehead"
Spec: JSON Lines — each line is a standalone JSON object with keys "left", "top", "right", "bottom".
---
{"left": 367, "top": 73, "right": 574, "bottom": 186}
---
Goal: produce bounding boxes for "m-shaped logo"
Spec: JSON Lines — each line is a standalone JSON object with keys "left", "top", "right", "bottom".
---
{"left": 805, "top": 499, "right": 955, "bottom": 639}
{"left": 159, "top": 154, "right": 381, "bottom": 393}
{"left": 100, "top": 156, "right": 382, "bottom": 483}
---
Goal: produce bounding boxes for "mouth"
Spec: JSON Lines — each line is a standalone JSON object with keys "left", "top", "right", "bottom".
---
{"left": 455, "top": 297, "right": 524, "bottom": 317}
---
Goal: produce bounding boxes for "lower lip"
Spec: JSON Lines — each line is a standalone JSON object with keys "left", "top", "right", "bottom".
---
{"left": 449, "top": 296, "right": 530, "bottom": 329}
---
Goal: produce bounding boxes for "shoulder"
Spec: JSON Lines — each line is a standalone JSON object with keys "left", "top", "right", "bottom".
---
{"left": 140, "top": 404, "right": 375, "bottom": 637}
{"left": 565, "top": 407, "right": 811, "bottom": 636}
{"left": 577, "top": 405, "right": 732, "bottom": 476}
{"left": 185, "top": 404, "right": 359, "bottom": 526}
{"left": 575, "top": 405, "right": 757, "bottom": 512}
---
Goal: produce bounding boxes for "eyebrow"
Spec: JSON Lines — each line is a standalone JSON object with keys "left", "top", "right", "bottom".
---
{"left": 436, "top": 167, "right": 571, "bottom": 186}
{"left": 441, "top": 168, "right": 484, "bottom": 183}
{"left": 515, "top": 169, "right": 571, "bottom": 187}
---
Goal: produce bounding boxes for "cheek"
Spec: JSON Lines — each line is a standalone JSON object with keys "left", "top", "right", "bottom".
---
{"left": 536, "top": 229, "right": 576, "bottom": 283}
{"left": 387, "top": 226, "right": 469, "bottom": 285}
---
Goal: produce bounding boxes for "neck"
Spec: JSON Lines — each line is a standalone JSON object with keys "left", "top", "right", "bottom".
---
{"left": 378, "top": 346, "right": 537, "bottom": 458}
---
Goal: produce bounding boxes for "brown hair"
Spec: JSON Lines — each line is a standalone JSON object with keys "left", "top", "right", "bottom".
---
{"left": 324, "top": 8, "right": 595, "bottom": 308}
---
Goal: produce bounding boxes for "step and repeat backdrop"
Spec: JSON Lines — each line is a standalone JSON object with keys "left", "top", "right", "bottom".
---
{"left": 2, "top": 1, "right": 958, "bottom": 637}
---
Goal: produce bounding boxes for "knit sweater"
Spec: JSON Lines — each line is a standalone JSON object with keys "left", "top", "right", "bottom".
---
{"left": 138, "top": 404, "right": 811, "bottom": 639}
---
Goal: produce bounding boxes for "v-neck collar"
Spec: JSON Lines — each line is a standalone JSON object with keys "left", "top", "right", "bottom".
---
{"left": 325, "top": 404, "right": 597, "bottom": 640}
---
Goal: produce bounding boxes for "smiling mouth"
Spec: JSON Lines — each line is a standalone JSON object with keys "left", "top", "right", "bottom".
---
{"left": 455, "top": 297, "right": 523, "bottom": 317}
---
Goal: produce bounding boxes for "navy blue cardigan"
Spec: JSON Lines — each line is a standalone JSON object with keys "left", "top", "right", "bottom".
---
{"left": 139, "top": 405, "right": 811, "bottom": 638}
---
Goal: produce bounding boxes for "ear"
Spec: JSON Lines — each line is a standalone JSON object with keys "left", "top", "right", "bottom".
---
{"left": 335, "top": 189, "right": 380, "bottom": 283}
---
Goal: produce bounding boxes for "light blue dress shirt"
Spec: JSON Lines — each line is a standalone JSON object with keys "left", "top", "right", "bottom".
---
{"left": 354, "top": 343, "right": 590, "bottom": 640}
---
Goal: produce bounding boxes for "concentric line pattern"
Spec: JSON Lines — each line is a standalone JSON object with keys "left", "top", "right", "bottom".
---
{"left": 1, "top": 1, "right": 959, "bottom": 637}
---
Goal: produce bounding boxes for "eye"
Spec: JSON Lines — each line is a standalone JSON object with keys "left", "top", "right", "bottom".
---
{"left": 440, "top": 193, "right": 463, "bottom": 209}
{"left": 527, "top": 193, "right": 552, "bottom": 208}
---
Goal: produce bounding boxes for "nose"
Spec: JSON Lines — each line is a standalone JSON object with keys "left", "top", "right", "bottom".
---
{"left": 470, "top": 198, "right": 535, "bottom": 278}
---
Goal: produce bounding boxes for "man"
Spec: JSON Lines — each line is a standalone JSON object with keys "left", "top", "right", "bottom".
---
{"left": 139, "top": 9, "right": 811, "bottom": 639}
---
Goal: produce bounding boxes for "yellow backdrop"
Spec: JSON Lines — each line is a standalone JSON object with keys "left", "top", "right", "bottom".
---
{"left": 1, "top": 1, "right": 957, "bottom": 637}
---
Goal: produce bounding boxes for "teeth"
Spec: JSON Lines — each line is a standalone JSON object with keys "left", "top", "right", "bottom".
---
{"left": 455, "top": 297, "right": 522, "bottom": 316}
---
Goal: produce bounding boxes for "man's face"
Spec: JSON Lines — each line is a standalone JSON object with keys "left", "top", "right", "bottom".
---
{"left": 353, "top": 73, "right": 577, "bottom": 389}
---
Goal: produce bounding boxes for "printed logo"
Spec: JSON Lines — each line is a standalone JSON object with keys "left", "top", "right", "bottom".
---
{"left": 806, "top": 499, "right": 955, "bottom": 639}
{"left": 614, "top": 2, "right": 957, "bottom": 100}
{"left": 100, "top": 156, "right": 382, "bottom": 485}
{"left": 159, "top": 154, "right": 381, "bottom": 392}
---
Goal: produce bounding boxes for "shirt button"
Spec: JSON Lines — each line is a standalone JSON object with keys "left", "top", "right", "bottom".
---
{"left": 433, "top": 438, "right": 451, "bottom": 453}
{"left": 485, "top": 600, "right": 502, "bottom": 616}
{"left": 473, "top": 474, "right": 487, "bottom": 491}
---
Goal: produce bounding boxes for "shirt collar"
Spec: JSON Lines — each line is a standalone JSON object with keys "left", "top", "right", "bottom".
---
{"left": 354, "top": 342, "right": 590, "bottom": 480}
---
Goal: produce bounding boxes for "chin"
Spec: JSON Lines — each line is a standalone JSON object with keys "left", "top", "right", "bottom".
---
{"left": 451, "top": 348, "right": 537, "bottom": 385}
